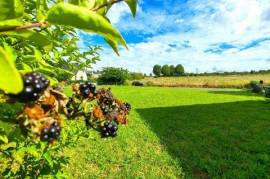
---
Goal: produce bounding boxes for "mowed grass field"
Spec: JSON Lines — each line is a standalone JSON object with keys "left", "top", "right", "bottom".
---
{"left": 63, "top": 86, "right": 270, "bottom": 178}
{"left": 140, "top": 74, "right": 270, "bottom": 88}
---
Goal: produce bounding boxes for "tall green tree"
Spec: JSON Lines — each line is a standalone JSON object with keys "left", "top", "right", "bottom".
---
{"left": 169, "top": 65, "right": 175, "bottom": 76}
{"left": 153, "top": 64, "right": 162, "bottom": 77}
{"left": 161, "top": 65, "right": 170, "bottom": 76}
{"left": 175, "top": 64, "right": 185, "bottom": 76}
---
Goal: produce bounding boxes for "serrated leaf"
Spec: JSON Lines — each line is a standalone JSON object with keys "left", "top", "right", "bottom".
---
{"left": 0, "top": 0, "right": 24, "bottom": 21}
{"left": 124, "top": 0, "right": 137, "bottom": 17}
{"left": 46, "top": 3, "right": 127, "bottom": 52}
{"left": 1, "top": 30, "right": 52, "bottom": 50}
{"left": 0, "top": 47, "right": 23, "bottom": 94}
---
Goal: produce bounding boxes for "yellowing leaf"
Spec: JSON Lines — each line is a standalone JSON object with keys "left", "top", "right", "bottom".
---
{"left": 0, "top": 47, "right": 23, "bottom": 94}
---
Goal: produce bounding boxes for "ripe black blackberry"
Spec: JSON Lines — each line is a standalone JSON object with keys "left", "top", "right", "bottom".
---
{"left": 79, "top": 82, "right": 96, "bottom": 98}
{"left": 12, "top": 72, "right": 50, "bottom": 102}
{"left": 101, "top": 121, "right": 118, "bottom": 137}
{"left": 40, "top": 122, "right": 61, "bottom": 142}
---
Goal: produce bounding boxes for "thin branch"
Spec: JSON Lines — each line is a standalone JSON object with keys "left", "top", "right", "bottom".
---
{"left": 92, "top": 0, "right": 124, "bottom": 11}
{"left": 0, "top": 22, "right": 49, "bottom": 33}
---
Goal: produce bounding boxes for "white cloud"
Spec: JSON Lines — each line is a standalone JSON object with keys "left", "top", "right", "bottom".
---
{"left": 92, "top": 0, "right": 270, "bottom": 73}
{"left": 107, "top": 3, "right": 131, "bottom": 24}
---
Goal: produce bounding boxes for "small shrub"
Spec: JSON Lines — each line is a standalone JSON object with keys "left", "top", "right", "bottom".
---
{"left": 129, "top": 72, "right": 144, "bottom": 80}
{"left": 97, "top": 67, "right": 128, "bottom": 85}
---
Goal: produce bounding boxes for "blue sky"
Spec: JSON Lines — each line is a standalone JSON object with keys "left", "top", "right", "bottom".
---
{"left": 80, "top": 0, "right": 270, "bottom": 74}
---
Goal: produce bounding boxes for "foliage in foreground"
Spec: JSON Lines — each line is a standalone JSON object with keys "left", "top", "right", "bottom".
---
{"left": 0, "top": 0, "right": 137, "bottom": 94}
{"left": 0, "top": 72, "right": 131, "bottom": 177}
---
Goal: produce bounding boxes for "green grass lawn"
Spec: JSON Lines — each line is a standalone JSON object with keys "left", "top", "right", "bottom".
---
{"left": 62, "top": 86, "right": 270, "bottom": 178}
{"left": 1, "top": 87, "right": 270, "bottom": 178}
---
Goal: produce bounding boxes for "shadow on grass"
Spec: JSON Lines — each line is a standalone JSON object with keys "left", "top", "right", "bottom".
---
{"left": 137, "top": 100, "right": 270, "bottom": 178}
{"left": 208, "top": 89, "right": 263, "bottom": 97}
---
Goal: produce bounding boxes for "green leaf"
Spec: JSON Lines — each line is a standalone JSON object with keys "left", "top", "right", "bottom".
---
{"left": 69, "top": 0, "right": 95, "bottom": 8}
{"left": 12, "top": 148, "right": 26, "bottom": 164}
{"left": 3, "top": 42, "right": 17, "bottom": 62}
{"left": 0, "top": 135, "right": 8, "bottom": 144}
{"left": 104, "top": 37, "right": 119, "bottom": 56}
{"left": 0, "top": 142, "right": 16, "bottom": 150}
{"left": 124, "top": 0, "right": 137, "bottom": 17}
{"left": 1, "top": 30, "right": 52, "bottom": 50}
{"left": 94, "top": 0, "right": 107, "bottom": 15}
{"left": 27, "top": 145, "right": 39, "bottom": 158}
{"left": 36, "top": 0, "right": 46, "bottom": 21}
{"left": 46, "top": 3, "right": 127, "bottom": 52}
{"left": 0, "top": 19, "right": 22, "bottom": 31}
{"left": 0, "top": 47, "right": 23, "bottom": 94}
{"left": 0, "top": 0, "right": 24, "bottom": 21}
{"left": 44, "top": 151, "right": 53, "bottom": 168}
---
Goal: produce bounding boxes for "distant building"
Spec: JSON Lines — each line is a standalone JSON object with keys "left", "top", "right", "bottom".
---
{"left": 71, "top": 70, "right": 88, "bottom": 81}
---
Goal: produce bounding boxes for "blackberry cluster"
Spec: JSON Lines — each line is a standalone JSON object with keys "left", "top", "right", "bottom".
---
{"left": 40, "top": 122, "right": 61, "bottom": 142}
{"left": 124, "top": 103, "right": 131, "bottom": 111}
{"left": 79, "top": 82, "right": 96, "bottom": 98}
{"left": 101, "top": 121, "right": 118, "bottom": 137}
{"left": 13, "top": 72, "right": 50, "bottom": 102}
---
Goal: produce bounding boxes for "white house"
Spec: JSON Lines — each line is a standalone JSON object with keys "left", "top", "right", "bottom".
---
{"left": 71, "top": 70, "right": 88, "bottom": 81}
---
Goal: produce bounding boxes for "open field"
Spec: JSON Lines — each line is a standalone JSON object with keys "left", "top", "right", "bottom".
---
{"left": 63, "top": 86, "right": 270, "bottom": 178}
{"left": 140, "top": 74, "right": 270, "bottom": 88}
{"left": 1, "top": 86, "right": 270, "bottom": 178}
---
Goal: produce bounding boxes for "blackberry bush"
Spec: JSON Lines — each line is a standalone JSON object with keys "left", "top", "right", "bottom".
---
{"left": 11, "top": 72, "right": 50, "bottom": 102}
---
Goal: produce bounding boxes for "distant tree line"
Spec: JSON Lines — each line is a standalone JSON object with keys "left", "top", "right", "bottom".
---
{"left": 152, "top": 64, "right": 270, "bottom": 77}
{"left": 184, "top": 69, "right": 270, "bottom": 77}
{"left": 153, "top": 64, "right": 185, "bottom": 77}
